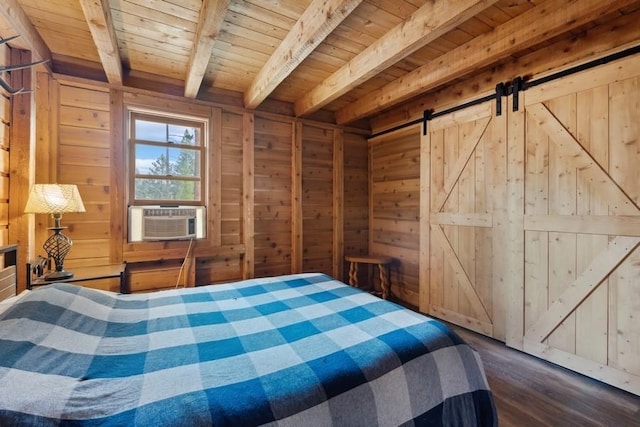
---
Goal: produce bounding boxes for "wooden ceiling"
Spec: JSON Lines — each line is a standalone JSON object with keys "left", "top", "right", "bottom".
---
{"left": 1, "top": 0, "right": 639, "bottom": 125}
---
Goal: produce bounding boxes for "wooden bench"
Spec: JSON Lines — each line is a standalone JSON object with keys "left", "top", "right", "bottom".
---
{"left": 344, "top": 255, "right": 394, "bottom": 299}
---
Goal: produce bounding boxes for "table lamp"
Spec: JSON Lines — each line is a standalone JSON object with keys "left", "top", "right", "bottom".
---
{"left": 24, "top": 184, "right": 86, "bottom": 280}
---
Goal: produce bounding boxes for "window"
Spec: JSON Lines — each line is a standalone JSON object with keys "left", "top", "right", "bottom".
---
{"left": 129, "top": 111, "right": 206, "bottom": 205}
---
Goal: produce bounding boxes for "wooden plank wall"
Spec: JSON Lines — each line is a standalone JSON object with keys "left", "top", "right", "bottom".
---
{"left": 29, "top": 80, "right": 121, "bottom": 291}
{"left": 0, "top": 43, "right": 9, "bottom": 246}
{"left": 57, "top": 83, "right": 112, "bottom": 268}
{"left": 21, "top": 73, "right": 369, "bottom": 292}
{"left": 369, "top": 125, "right": 421, "bottom": 307}
{"left": 342, "top": 131, "right": 369, "bottom": 276}
{"left": 196, "top": 109, "right": 245, "bottom": 284}
{"left": 253, "top": 115, "right": 294, "bottom": 277}
{"left": 301, "top": 124, "right": 334, "bottom": 275}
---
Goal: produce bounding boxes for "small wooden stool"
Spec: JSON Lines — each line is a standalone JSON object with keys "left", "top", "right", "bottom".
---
{"left": 345, "top": 255, "right": 394, "bottom": 299}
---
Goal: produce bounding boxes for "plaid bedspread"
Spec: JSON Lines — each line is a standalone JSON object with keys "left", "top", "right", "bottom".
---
{"left": 0, "top": 273, "right": 496, "bottom": 426}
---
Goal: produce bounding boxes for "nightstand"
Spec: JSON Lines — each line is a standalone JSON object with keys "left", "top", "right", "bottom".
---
{"left": 0, "top": 245, "right": 18, "bottom": 301}
{"left": 27, "top": 263, "right": 127, "bottom": 293}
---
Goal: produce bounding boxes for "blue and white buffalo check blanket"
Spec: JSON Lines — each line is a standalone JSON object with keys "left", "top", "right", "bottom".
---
{"left": 0, "top": 273, "right": 496, "bottom": 426}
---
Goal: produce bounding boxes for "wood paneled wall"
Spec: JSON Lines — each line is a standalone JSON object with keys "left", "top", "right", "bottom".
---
{"left": 6, "top": 47, "right": 35, "bottom": 270}
{"left": 57, "top": 83, "right": 112, "bottom": 267}
{"left": 196, "top": 108, "right": 245, "bottom": 285}
{"left": 0, "top": 45, "right": 32, "bottom": 252}
{"left": 301, "top": 124, "right": 335, "bottom": 275}
{"left": 342, "top": 131, "right": 369, "bottom": 274}
{"left": 18, "top": 73, "right": 368, "bottom": 292}
{"left": 369, "top": 126, "right": 421, "bottom": 307}
{"left": 0, "top": 43, "right": 10, "bottom": 245}
{"left": 254, "top": 115, "right": 294, "bottom": 277}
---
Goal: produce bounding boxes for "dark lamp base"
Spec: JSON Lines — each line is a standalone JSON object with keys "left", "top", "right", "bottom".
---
{"left": 43, "top": 270, "right": 74, "bottom": 281}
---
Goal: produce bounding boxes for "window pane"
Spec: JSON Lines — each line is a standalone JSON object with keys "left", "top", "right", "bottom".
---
{"left": 134, "top": 178, "right": 201, "bottom": 201}
{"left": 135, "top": 119, "right": 200, "bottom": 145}
{"left": 135, "top": 144, "right": 200, "bottom": 177}
{"left": 129, "top": 111, "right": 205, "bottom": 206}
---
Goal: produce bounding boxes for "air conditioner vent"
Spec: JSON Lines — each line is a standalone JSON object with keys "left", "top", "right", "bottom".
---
{"left": 128, "top": 206, "right": 206, "bottom": 242}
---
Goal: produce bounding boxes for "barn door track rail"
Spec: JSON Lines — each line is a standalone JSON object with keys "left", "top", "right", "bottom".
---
{"left": 509, "top": 43, "right": 640, "bottom": 112}
{"left": 371, "top": 44, "right": 640, "bottom": 139}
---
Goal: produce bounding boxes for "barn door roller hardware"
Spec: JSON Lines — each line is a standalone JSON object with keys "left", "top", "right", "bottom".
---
{"left": 371, "top": 44, "right": 640, "bottom": 139}
{"left": 0, "top": 35, "right": 50, "bottom": 96}
{"left": 509, "top": 43, "right": 640, "bottom": 112}
{"left": 421, "top": 88, "right": 498, "bottom": 135}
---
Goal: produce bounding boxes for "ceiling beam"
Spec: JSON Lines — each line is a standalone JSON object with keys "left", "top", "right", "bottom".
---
{"left": 0, "top": 0, "right": 51, "bottom": 67}
{"left": 293, "top": 0, "right": 498, "bottom": 118}
{"left": 184, "top": 0, "right": 229, "bottom": 98}
{"left": 79, "top": 0, "right": 122, "bottom": 85}
{"left": 244, "top": 0, "right": 363, "bottom": 110}
{"left": 336, "top": 0, "right": 638, "bottom": 124}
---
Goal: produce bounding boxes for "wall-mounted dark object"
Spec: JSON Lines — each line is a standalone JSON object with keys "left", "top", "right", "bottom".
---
{"left": 0, "top": 35, "right": 49, "bottom": 96}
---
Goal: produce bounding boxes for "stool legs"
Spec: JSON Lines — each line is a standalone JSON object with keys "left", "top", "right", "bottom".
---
{"left": 378, "top": 263, "right": 389, "bottom": 300}
{"left": 348, "top": 261, "right": 359, "bottom": 287}
{"left": 345, "top": 256, "right": 393, "bottom": 299}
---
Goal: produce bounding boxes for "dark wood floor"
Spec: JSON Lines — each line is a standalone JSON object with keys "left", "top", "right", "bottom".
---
{"left": 451, "top": 325, "right": 640, "bottom": 427}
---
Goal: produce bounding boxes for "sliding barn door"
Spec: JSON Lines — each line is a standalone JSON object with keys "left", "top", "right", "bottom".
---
{"left": 518, "top": 55, "right": 640, "bottom": 395}
{"left": 423, "top": 101, "right": 508, "bottom": 340}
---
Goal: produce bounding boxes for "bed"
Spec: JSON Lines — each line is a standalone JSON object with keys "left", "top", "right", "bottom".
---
{"left": 0, "top": 272, "right": 496, "bottom": 426}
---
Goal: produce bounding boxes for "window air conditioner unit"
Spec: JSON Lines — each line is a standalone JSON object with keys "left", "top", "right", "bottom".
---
{"left": 128, "top": 206, "right": 206, "bottom": 242}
